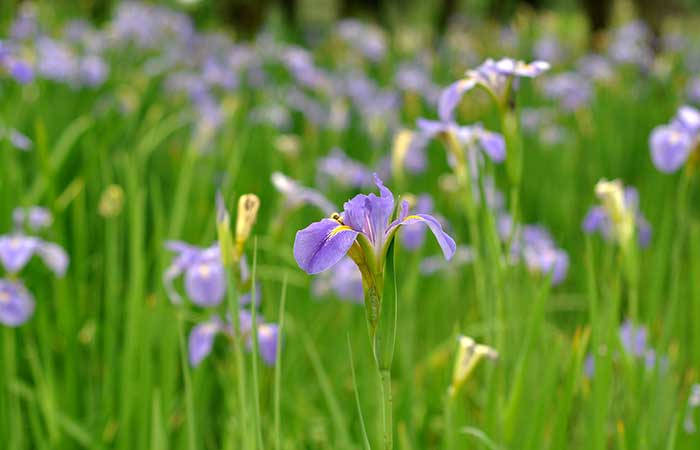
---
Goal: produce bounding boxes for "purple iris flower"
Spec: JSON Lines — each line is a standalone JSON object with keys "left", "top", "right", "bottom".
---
{"left": 293, "top": 174, "right": 456, "bottom": 275}
{"left": 439, "top": 58, "right": 550, "bottom": 121}
{"left": 0, "top": 279, "right": 35, "bottom": 327}
{"left": 415, "top": 118, "right": 506, "bottom": 165}
{"left": 0, "top": 234, "right": 68, "bottom": 276}
{"left": 188, "top": 312, "right": 280, "bottom": 367}
{"left": 316, "top": 148, "right": 374, "bottom": 190}
{"left": 582, "top": 186, "right": 652, "bottom": 248}
{"left": 271, "top": 172, "right": 336, "bottom": 215}
{"left": 312, "top": 257, "right": 364, "bottom": 303}
{"left": 164, "top": 242, "right": 225, "bottom": 307}
{"left": 650, "top": 106, "right": 700, "bottom": 173}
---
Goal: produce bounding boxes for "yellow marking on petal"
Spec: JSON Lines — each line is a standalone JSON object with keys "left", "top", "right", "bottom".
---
{"left": 198, "top": 264, "right": 211, "bottom": 278}
{"left": 402, "top": 215, "right": 423, "bottom": 222}
{"left": 328, "top": 225, "right": 352, "bottom": 238}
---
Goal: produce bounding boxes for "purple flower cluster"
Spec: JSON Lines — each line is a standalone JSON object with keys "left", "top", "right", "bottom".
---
{"left": 0, "top": 207, "right": 68, "bottom": 327}
{"left": 164, "top": 241, "right": 278, "bottom": 367}
{"left": 649, "top": 105, "right": 700, "bottom": 173}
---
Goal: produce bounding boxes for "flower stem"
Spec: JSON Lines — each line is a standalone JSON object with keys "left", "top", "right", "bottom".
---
{"left": 379, "top": 369, "right": 393, "bottom": 450}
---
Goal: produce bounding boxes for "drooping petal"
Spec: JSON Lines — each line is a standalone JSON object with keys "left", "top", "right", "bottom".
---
{"left": 582, "top": 206, "right": 608, "bottom": 234}
{"left": 438, "top": 78, "right": 476, "bottom": 122}
{"left": 293, "top": 219, "right": 359, "bottom": 274}
{"left": 0, "top": 235, "right": 39, "bottom": 274}
{"left": 184, "top": 261, "right": 226, "bottom": 307}
{"left": 188, "top": 320, "right": 222, "bottom": 367}
{"left": 37, "top": 241, "right": 69, "bottom": 277}
{"left": 391, "top": 214, "right": 456, "bottom": 260}
{"left": 257, "top": 323, "right": 280, "bottom": 366}
{"left": 0, "top": 279, "right": 35, "bottom": 327}
{"left": 476, "top": 129, "right": 506, "bottom": 163}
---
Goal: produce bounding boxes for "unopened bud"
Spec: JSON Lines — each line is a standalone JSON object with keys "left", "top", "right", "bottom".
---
{"left": 99, "top": 185, "right": 125, "bottom": 218}
{"left": 235, "top": 194, "right": 260, "bottom": 255}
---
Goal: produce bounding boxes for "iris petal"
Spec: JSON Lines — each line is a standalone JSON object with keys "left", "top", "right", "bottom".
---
{"left": 294, "top": 219, "right": 359, "bottom": 274}
{"left": 394, "top": 214, "right": 456, "bottom": 260}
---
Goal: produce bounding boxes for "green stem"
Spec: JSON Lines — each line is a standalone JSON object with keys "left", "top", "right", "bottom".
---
{"left": 224, "top": 266, "right": 251, "bottom": 449}
{"left": 249, "top": 241, "right": 264, "bottom": 450}
{"left": 177, "top": 316, "right": 197, "bottom": 450}
{"left": 379, "top": 369, "right": 393, "bottom": 450}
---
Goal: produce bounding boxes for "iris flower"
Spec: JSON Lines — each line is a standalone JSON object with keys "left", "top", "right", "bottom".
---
{"left": 188, "top": 312, "right": 280, "bottom": 367}
{"left": 293, "top": 174, "right": 456, "bottom": 276}
{"left": 439, "top": 58, "right": 550, "bottom": 122}
{"left": 649, "top": 105, "right": 700, "bottom": 173}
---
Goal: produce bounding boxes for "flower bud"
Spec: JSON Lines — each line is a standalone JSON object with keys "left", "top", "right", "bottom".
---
{"left": 99, "top": 185, "right": 125, "bottom": 218}
{"left": 595, "top": 179, "right": 634, "bottom": 247}
{"left": 235, "top": 194, "right": 260, "bottom": 255}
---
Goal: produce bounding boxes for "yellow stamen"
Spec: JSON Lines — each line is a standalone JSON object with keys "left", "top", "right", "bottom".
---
{"left": 328, "top": 225, "right": 352, "bottom": 238}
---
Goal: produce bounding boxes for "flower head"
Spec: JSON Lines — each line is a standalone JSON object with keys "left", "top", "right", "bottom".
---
{"left": 439, "top": 58, "right": 550, "bottom": 121}
{"left": 293, "top": 175, "right": 456, "bottom": 275}
{"left": 649, "top": 105, "right": 700, "bottom": 173}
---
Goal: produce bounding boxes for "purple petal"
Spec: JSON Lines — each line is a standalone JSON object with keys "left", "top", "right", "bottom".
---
{"left": 582, "top": 207, "right": 608, "bottom": 234}
{"left": 477, "top": 129, "right": 506, "bottom": 163}
{"left": 394, "top": 214, "right": 456, "bottom": 260}
{"left": 438, "top": 78, "right": 476, "bottom": 122}
{"left": 257, "top": 323, "right": 280, "bottom": 366}
{"left": 0, "top": 235, "right": 39, "bottom": 274}
{"left": 293, "top": 219, "right": 359, "bottom": 274}
{"left": 184, "top": 261, "right": 226, "bottom": 307}
{"left": 37, "top": 241, "right": 69, "bottom": 277}
{"left": 0, "top": 279, "right": 35, "bottom": 327}
{"left": 649, "top": 125, "right": 693, "bottom": 173}
{"left": 188, "top": 320, "right": 222, "bottom": 367}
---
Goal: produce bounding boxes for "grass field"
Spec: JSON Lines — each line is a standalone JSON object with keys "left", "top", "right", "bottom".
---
{"left": 1, "top": 2, "right": 700, "bottom": 449}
